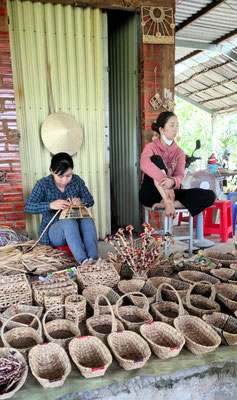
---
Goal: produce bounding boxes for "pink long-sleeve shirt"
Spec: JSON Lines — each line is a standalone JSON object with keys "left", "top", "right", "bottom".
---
{"left": 140, "top": 138, "right": 185, "bottom": 189}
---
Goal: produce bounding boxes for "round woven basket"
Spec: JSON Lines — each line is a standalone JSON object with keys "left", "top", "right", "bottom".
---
{"left": 86, "top": 294, "right": 124, "bottom": 343}
{"left": 148, "top": 277, "right": 190, "bottom": 301}
{"left": 65, "top": 295, "right": 87, "bottom": 324}
{"left": 184, "top": 281, "right": 220, "bottom": 317}
{"left": 140, "top": 321, "right": 185, "bottom": 359}
{"left": 44, "top": 294, "right": 64, "bottom": 320}
{"left": 43, "top": 305, "right": 80, "bottom": 349}
{"left": 174, "top": 315, "right": 221, "bottom": 355}
{"left": 118, "top": 280, "right": 157, "bottom": 306}
{"left": 69, "top": 336, "right": 112, "bottom": 378}
{"left": 178, "top": 270, "right": 220, "bottom": 294}
{"left": 107, "top": 330, "right": 151, "bottom": 370}
{"left": 199, "top": 250, "right": 237, "bottom": 267}
{"left": 210, "top": 268, "right": 237, "bottom": 283}
{"left": 28, "top": 343, "right": 71, "bottom": 388}
{"left": 203, "top": 312, "right": 237, "bottom": 346}
{"left": 0, "top": 347, "right": 28, "bottom": 399}
{"left": 82, "top": 284, "right": 120, "bottom": 314}
{"left": 214, "top": 283, "right": 237, "bottom": 312}
{"left": 151, "top": 283, "right": 187, "bottom": 326}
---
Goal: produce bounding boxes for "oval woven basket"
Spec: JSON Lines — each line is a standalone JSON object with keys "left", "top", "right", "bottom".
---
{"left": 86, "top": 294, "right": 124, "bottom": 343}
{"left": 214, "top": 283, "right": 237, "bottom": 312}
{"left": 183, "top": 281, "right": 220, "bottom": 317}
{"left": 0, "top": 347, "right": 28, "bottom": 399}
{"left": 174, "top": 315, "right": 221, "bottom": 355}
{"left": 28, "top": 343, "right": 71, "bottom": 389}
{"left": 151, "top": 283, "right": 188, "bottom": 326}
{"left": 199, "top": 250, "right": 237, "bottom": 267}
{"left": 82, "top": 284, "right": 120, "bottom": 314}
{"left": 148, "top": 277, "right": 190, "bottom": 301}
{"left": 210, "top": 268, "right": 237, "bottom": 283}
{"left": 140, "top": 321, "right": 185, "bottom": 359}
{"left": 203, "top": 312, "right": 237, "bottom": 346}
{"left": 65, "top": 295, "right": 87, "bottom": 324}
{"left": 0, "top": 304, "right": 43, "bottom": 330}
{"left": 69, "top": 336, "right": 112, "bottom": 378}
{"left": 178, "top": 270, "right": 220, "bottom": 294}
{"left": 118, "top": 280, "right": 157, "bottom": 307}
{"left": 107, "top": 330, "right": 151, "bottom": 370}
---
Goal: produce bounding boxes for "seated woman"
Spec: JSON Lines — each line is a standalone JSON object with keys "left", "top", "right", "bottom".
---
{"left": 139, "top": 111, "right": 216, "bottom": 218}
{"left": 25, "top": 152, "right": 98, "bottom": 265}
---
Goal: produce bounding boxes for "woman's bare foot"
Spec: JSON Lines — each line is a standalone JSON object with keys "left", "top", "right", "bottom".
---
{"left": 164, "top": 201, "right": 176, "bottom": 218}
{"left": 151, "top": 200, "right": 165, "bottom": 211}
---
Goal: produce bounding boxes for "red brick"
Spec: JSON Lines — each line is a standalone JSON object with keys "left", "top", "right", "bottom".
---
{"left": 0, "top": 111, "right": 16, "bottom": 119}
{"left": 6, "top": 122, "right": 18, "bottom": 129}
{"left": 0, "top": 153, "right": 20, "bottom": 161}
{"left": 0, "top": 203, "right": 13, "bottom": 211}
{"left": 12, "top": 183, "right": 22, "bottom": 192}
{"left": 143, "top": 60, "right": 160, "bottom": 70}
{"left": 4, "top": 193, "right": 23, "bottom": 202}
{"left": 5, "top": 212, "right": 25, "bottom": 221}
{"left": 142, "top": 44, "right": 151, "bottom": 58}
{"left": 6, "top": 173, "right": 22, "bottom": 182}
{"left": 7, "top": 144, "right": 19, "bottom": 152}
{"left": 15, "top": 221, "right": 26, "bottom": 229}
{"left": 0, "top": 183, "right": 11, "bottom": 192}
{"left": 14, "top": 202, "right": 24, "bottom": 211}
{"left": 0, "top": 66, "right": 12, "bottom": 75}
{"left": 152, "top": 44, "right": 160, "bottom": 58}
{"left": 1, "top": 54, "right": 11, "bottom": 64}
{"left": 0, "top": 222, "right": 13, "bottom": 228}
{"left": 11, "top": 163, "right": 21, "bottom": 172}
{"left": 0, "top": 142, "right": 5, "bottom": 151}
{"left": 142, "top": 111, "right": 158, "bottom": 121}
{"left": 0, "top": 213, "right": 5, "bottom": 221}
{"left": 4, "top": 100, "right": 15, "bottom": 109}
{"left": 2, "top": 77, "right": 13, "bottom": 86}
{"left": 143, "top": 68, "right": 160, "bottom": 80}
{"left": 0, "top": 162, "right": 10, "bottom": 171}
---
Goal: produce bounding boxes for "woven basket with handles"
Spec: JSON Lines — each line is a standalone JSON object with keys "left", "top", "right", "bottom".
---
{"left": 199, "top": 250, "right": 237, "bottom": 267}
{"left": 214, "top": 283, "right": 237, "bottom": 313}
{"left": 148, "top": 277, "right": 190, "bottom": 301}
{"left": 82, "top": 284, "right": 120, "bottom": 314}
{"left": 118, "top": 280, "right": 156, "bottom": 307}
{"left": 178, "top": 270, "right": 220, "bottom": 295}
{"left": 203, "top": 312, "right": 237, "bottom": 346}
{"left": 183, "top": 281, "right": 220, "bottom": 317}
{"left": 210, "top": 268, "right": 237, "bottom": 284}
{"left": 0, "top": 304, "right": 43, "bottom": 330}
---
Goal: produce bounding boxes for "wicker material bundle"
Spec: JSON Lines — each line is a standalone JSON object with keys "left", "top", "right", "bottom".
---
{"left": 0, "top": 304, "right": 43, "bottom": 330}
{"left": 174, "top": 315, "right": 221, "bottom": 355}
{"left": 107, "top": 330, "right": 151, "bottom": 370}
{"left": 118, "top": 280, "right": 156, "bottom": 307}
{"left": 148, "top": 277, "right": 190, "bottom": 301}
{"left": 199, "top": 250, "right": 237, "bottom": 267}
{"left": 0, "top": 274, "right": 32, "bottom": 312}
{"left": 65, "top": 295, "right": 87, "bottom": 324}
{"left": 214, "top": 283, "right": 237, "bottom": 312}
{"left": 43, "top": 305, "right": 80, "bottom": 349}
{"left": 210, "top": 268, "right": 237, "bottom": 283}
{"left": 178, "top": 270, "right": 220, "bottom": 294}
{"left": 140, "top": 321, "right": 185, "bottom": 359}
{"left": 151, "top": 283, "right": 187, "bottom": 325}
{"left": 86, "top": 295, "right": 124, "bottom": 343}
{"left": 115, "top": 292, "right": 153, "bottom": 332}
{"left": 184, "top": 281, "right": 220, "bottom": 317}
{"left": 28, "top": 343, "right": 71, "bottom": 389}
{"left": 203, "top": 312, "right": 237, "bottom": 346}
{"left": 77, "top": 263, "right": 120, "bottom": 290}
{"left": 44, "top": 294, "right": 64, "bottom": 320}
{"left": 32, "top": 277, "right": 78, "bottom": 307}
{"left": 0, "top": 347, "right": 28, "bottom": 399}
{"left": 69, "top": 336, "right": 112, "bottom": 378}
{"left": 82, "top": 284, "right": 120, "bottom": 314}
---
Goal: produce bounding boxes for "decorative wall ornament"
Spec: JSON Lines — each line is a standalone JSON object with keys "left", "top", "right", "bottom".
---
{"left": 141, "top": 6, "right": 175, "bottom": 44}
{"left": 149, "top": 67, "right": 163, "bottom": 111}
{"left": 163, "top": 88, "right": 175, "bottom": 112}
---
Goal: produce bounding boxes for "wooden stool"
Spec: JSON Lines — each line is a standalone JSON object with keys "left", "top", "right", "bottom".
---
{"left": 203, "top": 200, "right": 233, "bottom": 242}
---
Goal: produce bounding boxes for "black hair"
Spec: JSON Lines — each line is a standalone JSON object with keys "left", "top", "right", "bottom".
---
{"left": 151, "top": 111, "right": 176, "bottom": 135}
{"left": 50, "top": 152, "right": 73, "bottom": 176}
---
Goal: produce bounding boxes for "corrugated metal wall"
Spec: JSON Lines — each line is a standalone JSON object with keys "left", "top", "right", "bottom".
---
{"left": 109, "top": 12, "right": 141, "bottom": 231}
{"left": 7, "top": 0, "right": 109, "bottom": 239}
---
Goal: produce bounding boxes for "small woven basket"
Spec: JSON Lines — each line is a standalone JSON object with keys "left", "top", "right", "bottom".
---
{"left": 199, "top": 250, "right": 237, "bottom": 267}
{"left": 43, "top": 305, "right": 81, "bottom": 349}
{"left": 107, "top": 330, "right": 151, "bottom": 370}
{"left": 118, "top": 280, "right": 156, "bottom": 307}
{"left": 0, "top": 274, "right": 32, "bottom": 312}
{"left": 178, "top": 270, "right": 220, "bottom": 295}
{"left": 44, "top": 294, "right": 64, "bottom": 320}
{"left": 174, "top": 315, "right": 221, "bottom": 355}
{"left": 148, "top": 277, "right": 190, "bottom": 301}
{"left": 0, "top": 347, "right": 28, "bottom": 399}
{"left": 203, "top": 312, "right": 237, "bottom": 346}
{"left": 115, "top": 292, "right": 153, "bottom": 332}
{"left": 215, "top": 283, "right": 237, "bottom": 313}
{"left": 210, "top": 268, "right": 237, "bottom": 283}
{"left": 86, "top": 295, "right": 124, "bottom": 343}
{"left": 28, "top": 343, "right": 71, "bottom": 389}
{"left": 82, "top": 284, "right": 120, "bottom": 314}
{"left": 32, "top": 277, "right": 78, "bottom": 307}
{"left": 77, "top": 263, "right": 120, "bottom": 290}
{"left": 140, "top": 321, "right": 185, "bottom": 359}
{"left": 0, "top": 304, "right": 43, "bottom": 330}
{"left": 184, "top": 281, "right": 220, "bottom": 317}
{"left": 65, "top": 295, "right": 87, "bottom": 324}
{"left": 69, "top": 336, "right": 112, "bottom": 378}
{"left": 151, "top": 283, "right": 187, "bottom": 326}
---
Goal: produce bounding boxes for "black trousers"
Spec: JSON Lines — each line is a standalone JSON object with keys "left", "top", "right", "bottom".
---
{"left": 139, "top": 155, "right": 216, "bottom": 217}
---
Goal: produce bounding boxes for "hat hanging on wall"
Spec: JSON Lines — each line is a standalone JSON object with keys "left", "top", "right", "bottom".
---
{"left": 41, "top": 112, "right": 83, "bottom": 156}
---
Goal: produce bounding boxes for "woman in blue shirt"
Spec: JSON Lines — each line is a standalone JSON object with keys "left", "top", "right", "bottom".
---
{"left": 24, "top": 152, "right": 98, "bottom": 265}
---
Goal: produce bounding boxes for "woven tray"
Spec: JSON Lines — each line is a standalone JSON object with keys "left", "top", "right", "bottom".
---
{"left": 32, "top": 277, "right": 78, "bottom": 307}
{"left": 82, "top": 284, "right": 120, "bottom": 314}
{"left": 0, "top": 347, "right": 28, "bottom": 399}
{"left": 199, "top": 250, "right": 237, "bottom": 267}
{"left": 178, "top": 270, "right": 220, "bottom": 295}
{"left": 203, "top": 312, "right": 237, "bottom": 346}
{"left": 0, "top": 274, "right": 32, "bottom": 312}
{"left": 183, "top": 281, "right": 220, "bottom": 317}
{"left": 0, "top": 304, "right": 43, "bottom": 330}
{"left": 77, "top": 263, "right": 120, "bottom": 290}
{"left": 214, "top": 283, "right": 237, "bottom": 313}
{"left": 148, "top": 277, "right": 190, "bottom": 301}
{"left": 210, "top": 268, "right": 237, "bottom": 283}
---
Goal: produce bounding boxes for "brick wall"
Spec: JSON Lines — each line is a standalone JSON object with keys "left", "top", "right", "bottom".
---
{"left": 0, "top": 0, "right": 25, "bottom": 230}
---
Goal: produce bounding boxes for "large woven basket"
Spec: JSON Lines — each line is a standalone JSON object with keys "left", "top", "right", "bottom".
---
{"left": 32, "top": 277, "right": 78, "bottom": 306}
{"left": 178, "top": 270, "right": 220, "bottom": 294}
{"left": 140, "top": 321, "right": 185, "bottom": 359}
{"left": 214, "top": 283, "right": 237, "bottom": 312}
{"left": 69, "top": 336, "right": 112, "bottom": 378}
{"left": 210, "top": 268, "right": 237, "bottom": 283}
{"left": 77, "top": 263, "right": 120, "bottom": 290}
{"left": 0, "top": 304, "right": 43, "bottom": 330}
{"left": 199, "top": 250, "right": 237, "bottom": 267}
{"left": 65, "top": 295, "right": 87, "bottom": 324}
{"left": 28, "top": 343, "right": 71, "bottom": 389}
{"left": 203, "top": 312, "right": 237, "bottom": 346}
{"left": 0, "top": 347, "right": 28, "bottom": 399}
{"left": 151, "top": 283, "right": 187, "bottom": 325}
{"left": 115, "top": 292, "right": 153, "bottom": 332}
{"left": 86, "top": 295, "right": 124, "bottom": 343}
{"left": 82, "top": 284, "right": 120, "bottom": 314}
{"left": 118, "top": 280, "right": 156, "bottom": 307}
{"left": 0, "top": 274, "right": 32, "bottom": 312}
{"left": 183, "top": 281, "right": 220, "bottom": 317}
{"left": 174, "top": 315, "right": 221, "bottom": 355}
{"left": 107, "top": 330, "right": 151, "bottom": 370}
{"left": 148, "top": 277, "right": 190, "bottom": 301}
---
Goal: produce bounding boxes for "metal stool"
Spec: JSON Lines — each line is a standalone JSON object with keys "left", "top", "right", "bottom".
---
{"left": 144, "top": 207, "right": 193, "bottom": 256}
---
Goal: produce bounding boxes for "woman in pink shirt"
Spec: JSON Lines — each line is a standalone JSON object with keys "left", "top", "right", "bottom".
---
{"left": 139, "top": 111, "right": 216, "bottom": 218}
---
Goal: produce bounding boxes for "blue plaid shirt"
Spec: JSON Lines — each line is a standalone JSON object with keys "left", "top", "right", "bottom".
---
{"left": 24, "top": 174, "right": 94, "bottom": 244}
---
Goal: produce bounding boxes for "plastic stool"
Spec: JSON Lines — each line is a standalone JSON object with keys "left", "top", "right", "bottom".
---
{"left": 178, "top": 212, "right": 197, "bottom": 228}
{"left": 56, "top": 245, "right": 73, "bottom": 257}
{"left": 203, "top": 200, "right": 233, "bottom": 242}
{"left": 228, "top": 192, "right": 237, "bottom": 236}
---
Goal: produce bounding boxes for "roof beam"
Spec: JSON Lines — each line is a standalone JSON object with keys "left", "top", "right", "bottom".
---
{"left": 176, "top": 40, "right": 237, "bottom": 63}
{"left": 202, "top": 91, "right": 237, "bottom": 104}
{"left": 175, "top": 91, "right": 213, "bottom": 114}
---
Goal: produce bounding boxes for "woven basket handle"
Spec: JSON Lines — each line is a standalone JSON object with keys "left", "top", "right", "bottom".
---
{"left": 94, "top": 294, "right": 118, "bottom": 332}
{"left": 42, "top": 304, "right": 81, "bottom": 338}
{"left": 186, "top": 280, "right": 216, "bottom": 308}
{"left": 155, "top": 282, "right": 185, "bottom": 317}
{"left": 116, "top": 291, "right": 149, "bottom": 313}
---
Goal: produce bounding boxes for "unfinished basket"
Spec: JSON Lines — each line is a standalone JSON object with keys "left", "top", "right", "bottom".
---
{"left": 214, "top": 283, "right": 237, "bottom": 312}
{"left": 0, "top": 274, "right": 32, "bottom": 312}
{"left": 107, "top": 330, "right": 151, "bottom": 370}
{"left": 210, "top": 268, "right": 237, "bottom": 283}
{"left": 77, "top": 263, "right": 120, "bottom": 290}
{"left": 199, "top": 250, "right": 237, "bottom": 267}
{"left": 118, "top": 280, "right": 157, "bottom": 307}
{"left": 115, "top": 292, "right": 153, "bottom": 332}
{"left": 28, "top": 343, "right": 71, "bottom": 389}
{"left": 203, "top": 312, "right": 237, "bottom": 346}
{"left": 0, "top": 347, "right": 28, "bottom": 399}
{"left": 44, "top": 294, "right": 64, "bottom": 320}
{"left": 65, "top": 295, "right": 87, "bottom": 324}
{"left": 140, "top": 321, "right": 185, "bottom": 359}
{"left": 184, "top": 281, "right": 220, "bottom": 317}
{"left": 178, "top": 270, "right": 220, "bottom": 295}
{"left": 32, "top": 277, "right": 78, "bottom": 307}
{"left": 0, "top": 304, "right": 43, "bottom": 330}
{"left": 86, "top": 295, "right": 124, "bottom": 343}
{"left": 174, "top": 315, "right": 221, "bottom": 355}
{"left": 151, "top": 283, "right": 187, "bottom": 325}
{"left": 148, "top": 277, "right": 190, "bottom": 301}
{"left": 69, "top": 336, "right": 112, "bottom": 378}
{"left": 82, "top": 284, "right": 120, "bottom": 314}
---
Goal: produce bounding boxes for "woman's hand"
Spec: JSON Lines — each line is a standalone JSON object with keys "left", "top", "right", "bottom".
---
{"left": 161, "top": 177, "right": 174, "bottom": 189}
{"left": 50, "top": 200, "right": 70, "bottom": 210}
{"left": 70, "top": 197, "right": 81, "bottom": 206}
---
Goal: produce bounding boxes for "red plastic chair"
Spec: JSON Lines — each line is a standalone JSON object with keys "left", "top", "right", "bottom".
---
{"left": 56, "top": 245, "right": 73, "bottom": 257}
{"left": 203, "top": 200, "right": 233, "bottom": 242}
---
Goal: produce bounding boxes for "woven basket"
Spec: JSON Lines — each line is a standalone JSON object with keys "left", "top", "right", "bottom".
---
{"left": 118, "top": 280, "right": 157, "bottom": 307}
{"left": 0, "top": 274, "right": 32, "bottom": 312}
{"left": 174, "top": 315, "right": 221, "bottom": 355}
{"left": 199, "top": 250, "right": 237, "bottom": 267}
{"left": 82, "top": 284, "right": 120, "bottom": 314}
{"left": 86, "top": 295, "right": 124, "bottom": 343}
{"left": 140, "top": 321, "right": 185, "bottom": 359}
{"left": 44, "top": 294, "right": 64, "bottom": 320}
{"left": 32, "top": 277, "right": 78, "bottom": 306}
{"left": 210, "top": 268, "right": 237, "bottom": 283}
{"left": 65, "top": 295, "right": 87, "bottom": 324}
{"left": 0, "top": 304, "right": 43, "bottom": 330}
{"left": 214, "top": 283, "right": 237, "bottom": 312}
{"left": 107, "top": 330, "right": 151, "bottom": 370}
{"left": 148, "top": 277, "right": 190, "bottom": 301}
{"left": 151, "top": 283, "right": 187, "bottom": 325}
{"left": 77, "top": 263, "right": 120, "bottom": 290}
{"left": 28, "top": 343, "right": 71, "bottom": 389}
{"left": 115, "top": 292, "right": 153, "bottom": 332}
{"left": 203, "top": 312, "right": 237, "bottom": 346}
{"left": 178, "top": 270, "right": 220, "bottom": 295}
{"left": 43, "top": 305, "right": 81, "bottom": 349}
{"left": 69, "top": 336, "right": 112, "bottom": 378}
{"left": 230, "top": 263, "right": 237, "bottom": 271}
{"left": 0, "top": 347, "right": 28, "bottom": 399}
{"left": 184, "top": 281, "right": 220, "bottom": 317}
{"left": 1, "top": 313, "right": 43, "bottom": 357}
